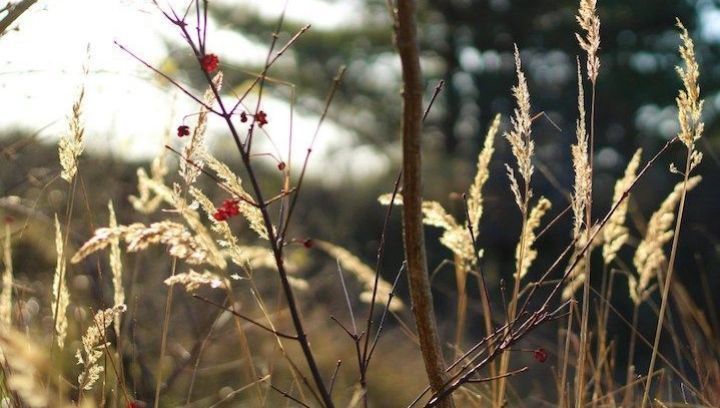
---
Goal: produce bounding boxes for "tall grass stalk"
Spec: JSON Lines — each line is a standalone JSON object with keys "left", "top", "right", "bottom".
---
{"left": 641, "top": 20, "right": 704, "bottom": 407}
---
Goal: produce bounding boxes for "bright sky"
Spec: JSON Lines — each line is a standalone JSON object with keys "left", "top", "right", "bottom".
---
{"left": 0, "top": 0, "right": 389, "bottom": 185}
{"left": 3, "top": 1, "right": 717, "bottom": 184}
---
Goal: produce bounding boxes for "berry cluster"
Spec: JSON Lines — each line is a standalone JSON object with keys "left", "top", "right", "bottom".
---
{"left": 200, "top": 53, "right": 219, "bottom": 73}
{"left": 255, "top": 110, "right": 268, "bottom": 127}
{"left": 239, "top": 110, "right": 269, "bottom": 127}
{"left": 213, "top": 199, "right": 240, "bottom": 221}
{"left": 177, "top": 125, "right": 190, "bottom": 137}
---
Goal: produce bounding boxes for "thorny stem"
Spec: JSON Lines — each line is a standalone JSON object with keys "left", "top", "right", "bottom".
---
{"left": 641, "top": 147, "right": 694, "bottom": 407}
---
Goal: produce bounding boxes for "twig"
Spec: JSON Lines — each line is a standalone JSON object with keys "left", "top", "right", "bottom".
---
{"left": 423, "top": 80, "right": 445, "bottom": 122}
{"left": 193, "top": 295, "right": 298, "bottom": 340}
{"left": 279, "top": 66, "right": 346, "bottom": 241}
{"left": 466, "top": 366, "right": 528, "bottom": 383}
{"left": 367, "top": 263, "right": 406, "bottom": 364}
{"left": 266, "top": 381, "right": 311, "bottom": 408}
{"left": 0, "top": 0, "right": 36, "bottom": 35}
{"left": 462, "top": 193, "right": 494, "bottom": 325}
{"left": 328, "top": 360, "right": 342, "bottom": 396}
{"left": 114, "top": 41, "right": 218, "bottom": 114}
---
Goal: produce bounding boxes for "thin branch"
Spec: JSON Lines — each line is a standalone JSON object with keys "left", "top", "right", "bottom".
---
{"left": 423, "top": 80, "right": 445, "bottom": 122}
{"left": 466, "top": 366, "right": 528, "bottom": 383}
{"left": 462, "top": 193, "right": 494, "bottom": 326}
{"left": 279, "top": 66, "right": 346, "bottom": 240}
{"left": 0, "top": 0, "right": 36, "bottom": 35}
{"left": 266, "top": 381, "right": 311, "bottom": 408}
{"left": 114, "top": 41, "right": 218, "bottom": 114}
{"left": 193, "top": 295, "right": 298, "bottom": 340}
{"left": 328, "top": 360, "right": 342, "bottom": 396}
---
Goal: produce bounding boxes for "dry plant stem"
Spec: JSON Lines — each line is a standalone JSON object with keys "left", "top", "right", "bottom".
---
{"left": 279, "top": 66, "right": 345, "bottom": 241}
{"left": 641, "top": 148, "right": 693, "bottom": 407}
{"left": 496, "top": 208, "right": 528, "bottom": 407}
{"left": 268, "top": 382, "right": 311, "bottom": 408}
{"left": 425, "top": 137, "right": 679, "bottom": 407}
{"left": 153, "top": 257, "right": 177, "bottom": 408}
{"left": 406, "top": 323, "right": 510, "bottom": 407}
{"left": 94, "top": 313, "right": 132, "bottom": 406}
{"left": 560, "top": 302, "right": 575, "bottom": 408}
{"left": 592, "top": 265, "right": 614, "bottom": 405}
{"left": 426, "top": 304, "right": 570, "bottom": 407}
{"left": 394, "top": 1, "right": 453, "bottom": 406}
{"left": 51, "top": 174, "right": 77, "bottom": 366}
{"left": 587, "top": 282, "right": 705, "bottom": 403}
{"left": 163, "top": 14, "right": 334, "bottom": 406}
{"left": 193, "top": 295, "right": 298, "bottom": 340}
{"left": 185, "top": 308, "right": 224, "bottom": 404}
{"left": 359, "top": 171, "right": 402, "bottom": 406}
{"left": 0, "top": 0, "right": 36, "bottom": 35}
{"left": 623, "top": 302, "right": 640, "bottom": 405}
{"left": 209, "top": 68, "right": 333, "bottom": 408}
{"left": 577, "top": 79, "right": 597, "bottom": 408}
{"left": 523, "top": 137, "right": 678, "bottom": 319}
{"left": 462, "top": 193, "right": 495, "bottom": 337}
{"left": 358, "top": 86, "right": 436, "bottom": 399}
{"left": 453, "top": 255, "right": 468, "bottom": 358}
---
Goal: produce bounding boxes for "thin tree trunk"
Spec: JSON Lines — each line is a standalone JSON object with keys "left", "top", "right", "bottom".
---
{"left": 394, "top": 2, "right": 454, "bottom": 406}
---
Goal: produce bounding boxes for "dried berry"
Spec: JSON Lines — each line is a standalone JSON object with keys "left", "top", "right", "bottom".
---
{"left": 533, "top": 348, "right": 548, "bottom": 363}
{"left": 255, "top": 110, "right": 268, "bottom": 127}
{"left": 177, "top": 125, "right": 190, "bottom": 137}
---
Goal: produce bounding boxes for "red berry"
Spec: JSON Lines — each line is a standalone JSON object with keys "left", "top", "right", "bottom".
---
{"left": 222, "top": 199, "right": 240, "bottom": 216}
{"left": 302, "top": 239, "right": 313, "bottom": 249}
{"left": 255, "top": 110, "right": 268, "bottom": 128}
{"left": 240, "top": 111, "right": 248, "bottom": 123}
{"left": 200, "top": 54, "right": 219, "bottom": 73}
{"left": 213, "top": 209, "right": 228, "bottom": 221}
{"left": 177, "top": 125, "right": 190, "bottom": 137}
{"left": 277, "top": 162, "right": 286, "bottom": 171}
{"left": 533, "top": 348, "right": 548, "bottom": 363}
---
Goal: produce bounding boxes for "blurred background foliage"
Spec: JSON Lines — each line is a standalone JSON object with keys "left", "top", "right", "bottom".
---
{"left": 194, "top": 0, "right": 720, "bottom": 357}
{"left": 2, "top": 0, "right": 720, "bottom": 405}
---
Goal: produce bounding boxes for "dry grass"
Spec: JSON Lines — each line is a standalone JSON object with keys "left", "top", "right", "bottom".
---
{"left": 0, "top": 2, "right": 717, "bottom": 408}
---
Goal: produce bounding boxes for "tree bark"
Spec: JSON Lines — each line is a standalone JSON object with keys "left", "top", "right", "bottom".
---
{"left": 394, "top": 2, "right": 454, "bottom": 406}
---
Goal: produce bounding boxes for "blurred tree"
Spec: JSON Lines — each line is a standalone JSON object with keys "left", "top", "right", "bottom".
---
{"left": 201, "top": 0, "right": 720, "bottom": 160}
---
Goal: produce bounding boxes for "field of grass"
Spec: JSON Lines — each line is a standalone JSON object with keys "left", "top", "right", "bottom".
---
{"left": 1, "top": 1, "right": 719, "bottom": 407}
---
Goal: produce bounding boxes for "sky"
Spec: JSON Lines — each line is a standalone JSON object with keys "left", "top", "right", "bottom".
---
{"left": 0, "top": 0, "right": 389, "bottom": 185}
{"left": 2, "top": 0, "right": 719, "bottom": 184}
